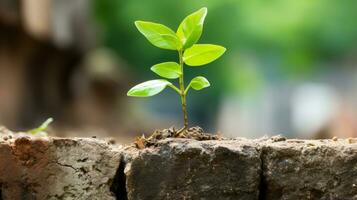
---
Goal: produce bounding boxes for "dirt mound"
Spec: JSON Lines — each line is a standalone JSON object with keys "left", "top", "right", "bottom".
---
{"left": 134, "top": 126, "right": 222, "bottom": 149}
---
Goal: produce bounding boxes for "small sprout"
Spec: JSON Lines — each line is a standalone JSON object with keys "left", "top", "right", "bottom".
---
{"left": 28, "top": 118, "right": 53, "bottom": 136}
{"left": 127, "top": 7, "right": 226, "bottom": 131}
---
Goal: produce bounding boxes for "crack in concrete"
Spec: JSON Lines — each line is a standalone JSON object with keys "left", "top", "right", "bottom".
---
{"left": 53, "top": 161, "right": 78, "bottom": 172}
{"left": 0, "top": 183, "right": 2, "bottom": 200}
{"left": 258, "top": 146, "right": 267, "bottom": 200}
{"left": 111, "top": 156, "right": 128, "bottom": 200}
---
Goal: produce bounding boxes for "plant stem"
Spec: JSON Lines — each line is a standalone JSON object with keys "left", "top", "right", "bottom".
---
{"left": 178, "top": 50, "right": 188, "bottom": 130}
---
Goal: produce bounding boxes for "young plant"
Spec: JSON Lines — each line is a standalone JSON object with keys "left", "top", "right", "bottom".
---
{"left": 127, "top": 7, "right": 226, "bottom": 131}
{"left": 28, "top": 117, "right": 53, "bottom": 136}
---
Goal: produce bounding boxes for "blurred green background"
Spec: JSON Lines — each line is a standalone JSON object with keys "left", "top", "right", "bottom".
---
{"left": 1, "top": 0, "right": 357, "bottom": 141}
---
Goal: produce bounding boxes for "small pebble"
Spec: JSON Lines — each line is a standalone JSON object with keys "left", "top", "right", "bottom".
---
{"left": 332, "top": 136, "right": 338, "bottom": 141}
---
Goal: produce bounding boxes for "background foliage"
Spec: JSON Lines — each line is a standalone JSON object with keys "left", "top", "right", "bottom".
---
{"left": 92, "top": 0, "right": 357, "bottom": 135}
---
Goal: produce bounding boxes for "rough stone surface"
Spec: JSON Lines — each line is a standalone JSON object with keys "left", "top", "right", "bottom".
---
{"left": 0, "top": 127, "right": 121, "bottom": 200}
{"left": 261, "top": 138, "right": 357, "bottom": 199}
{"left": 2, "top": 126, "right": 357, "bottom": 200}
{"left": 122, "top": 138, "right": 262, "bottom": 200}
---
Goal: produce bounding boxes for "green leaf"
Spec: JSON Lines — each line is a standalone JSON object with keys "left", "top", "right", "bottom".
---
{"left": 189, "top": 76, "right": 210, "bottom": 90}
{"left": 177, "top": 7, "right": 207, "bottom": 49}
{"left": 28, "top": 118, "right": 53, "bottom": 135}
{"left": 183, "top": 44, "right": 226, "bottom": 66}
{"left": 151, "top": 62, "right": 181, "bottom": 79}
{"left": 127, "top": 80, "right": 172, "bottom": 97}
{"left": 135, "top": 21, "right": 182, "bottom": 50}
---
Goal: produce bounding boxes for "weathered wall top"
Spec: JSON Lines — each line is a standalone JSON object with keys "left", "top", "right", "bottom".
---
{"left": 1, "top": 128, "right": 357, "bottom": 199}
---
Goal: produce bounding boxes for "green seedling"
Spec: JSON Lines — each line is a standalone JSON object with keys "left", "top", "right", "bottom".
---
{"left": 28, "top": 117, "right": 53, "bottom": 136}
{"left": 127, "top": 7, "right": 226, "bottom": 131}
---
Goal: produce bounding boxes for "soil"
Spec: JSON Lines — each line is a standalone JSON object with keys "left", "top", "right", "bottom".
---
{"left": 134, "top": 126, "right": 223, "bottom": 149}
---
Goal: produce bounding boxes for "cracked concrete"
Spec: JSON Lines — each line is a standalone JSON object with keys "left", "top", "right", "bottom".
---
{"left": 0, "top": 128, "right": 121, "bottom": 200}
{"left": 1, "top": 128, "right": 357, "bottom": 200}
